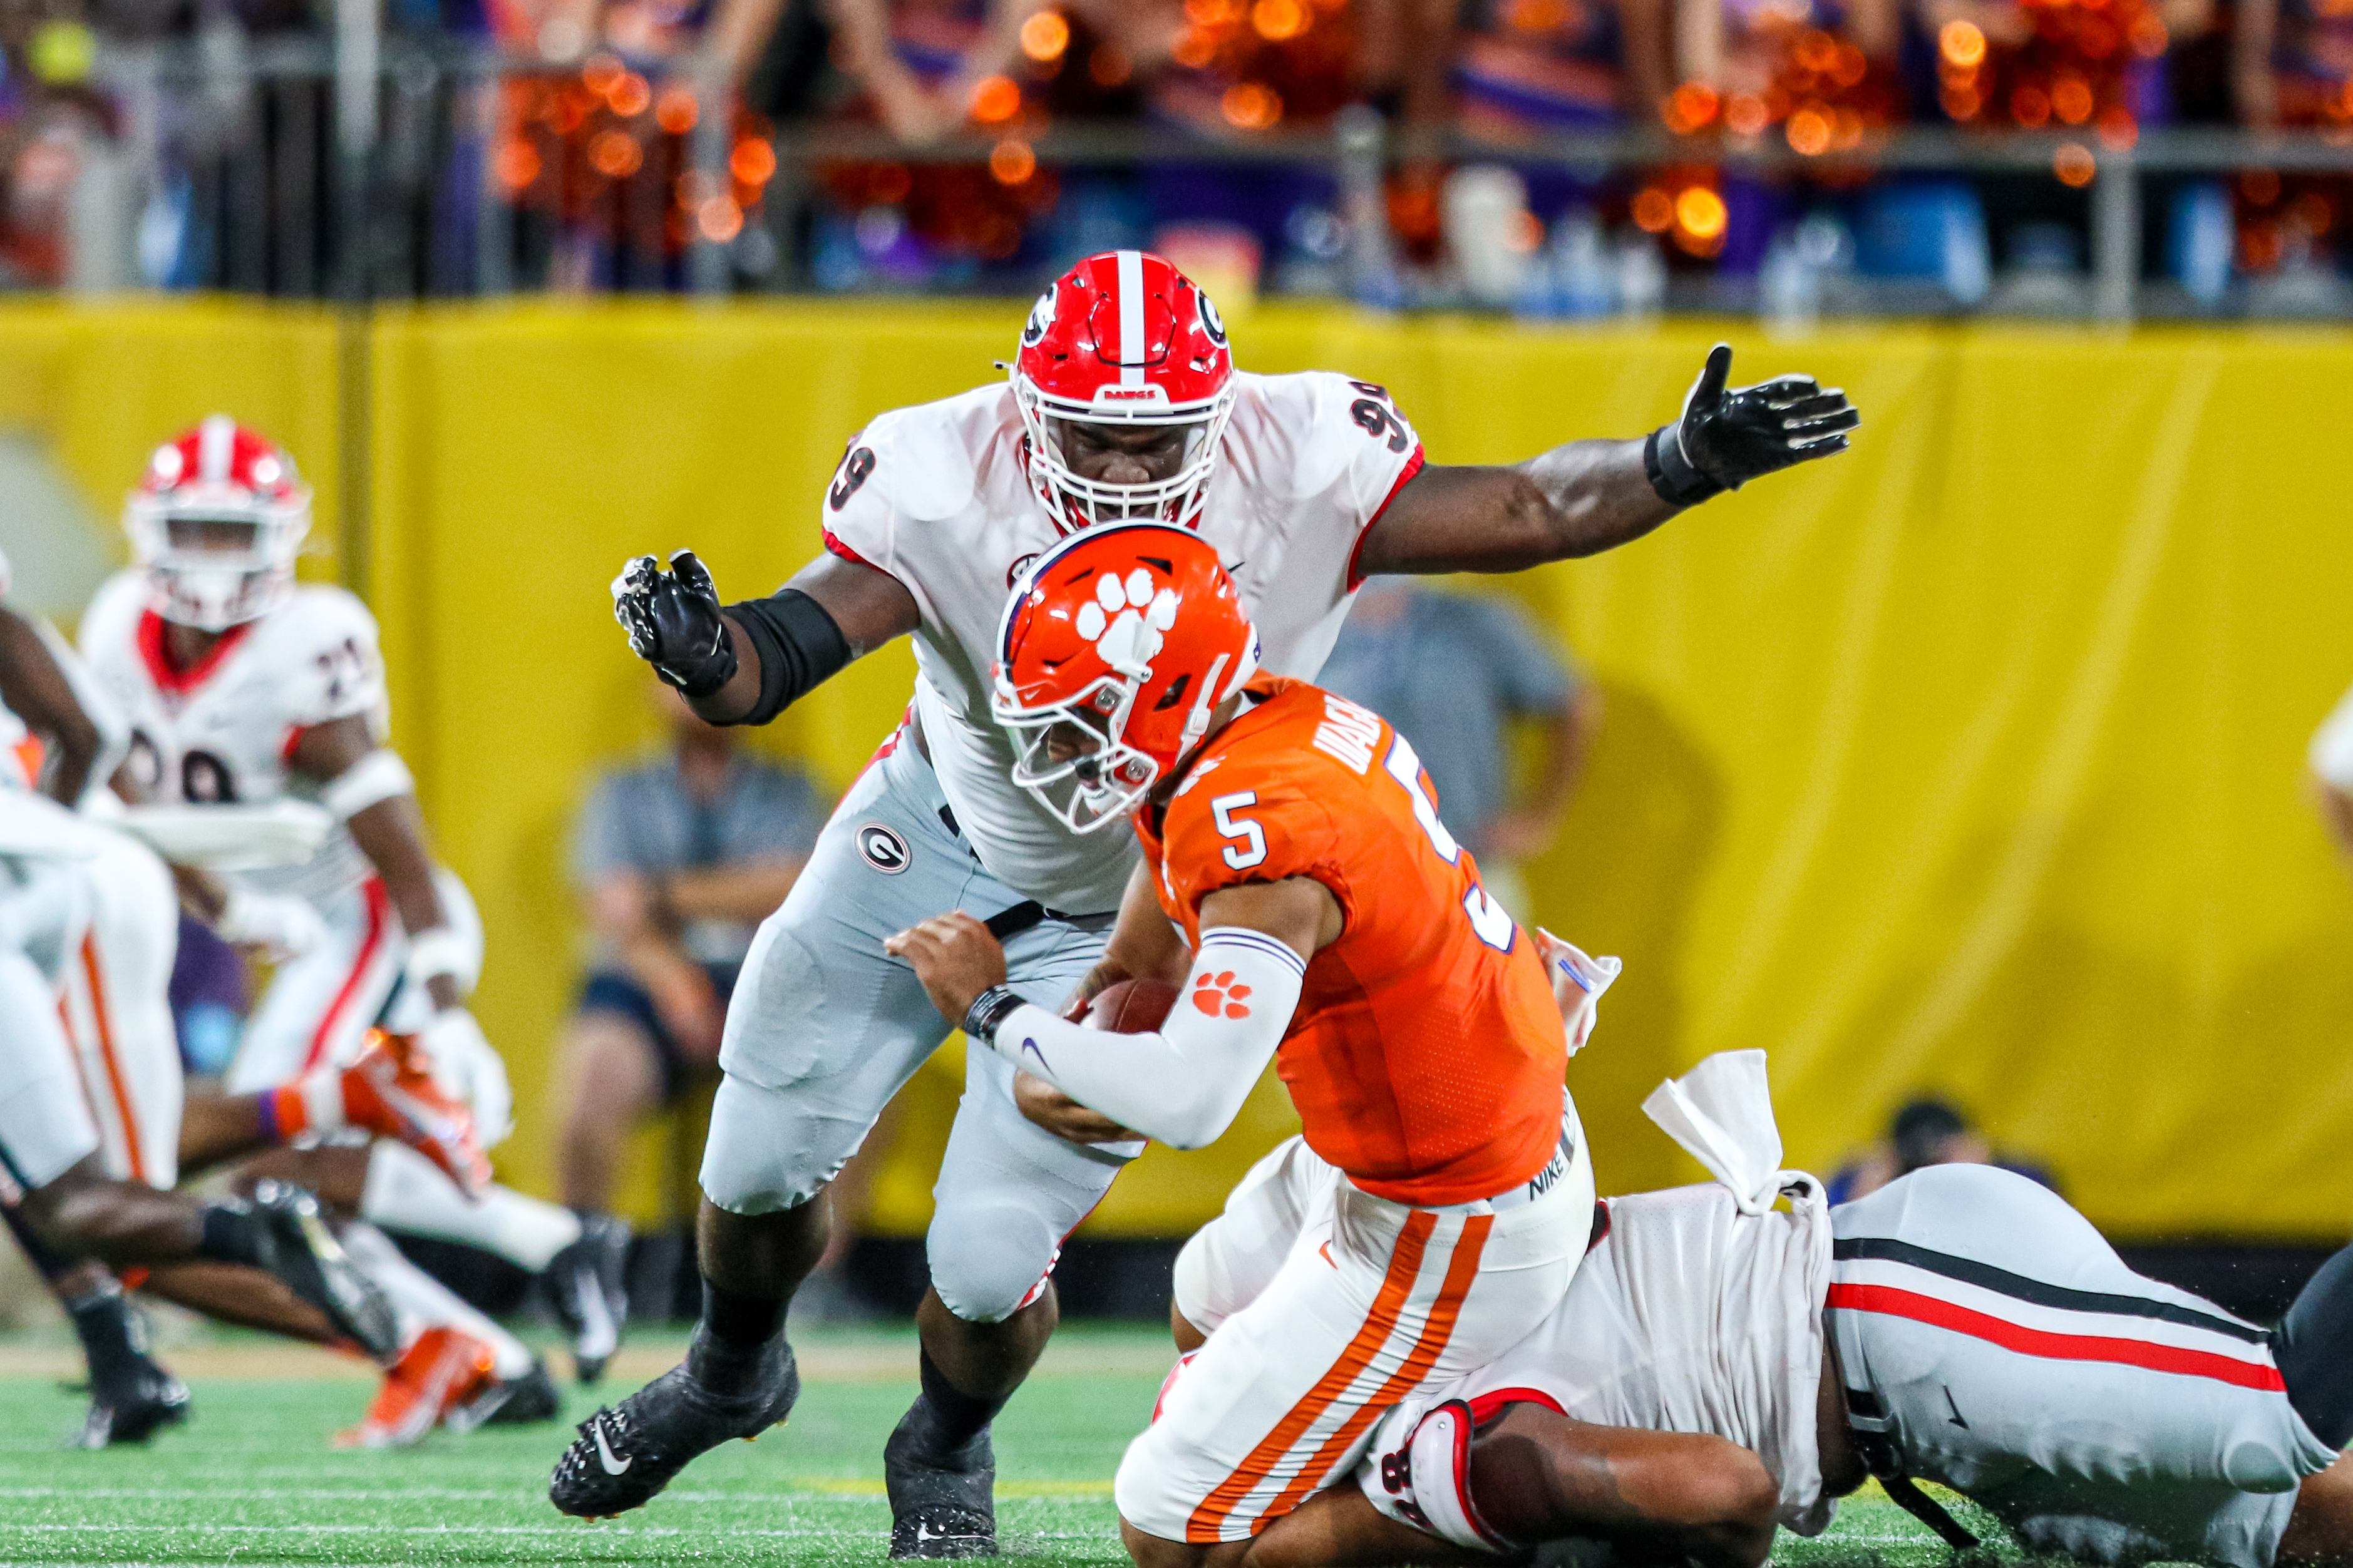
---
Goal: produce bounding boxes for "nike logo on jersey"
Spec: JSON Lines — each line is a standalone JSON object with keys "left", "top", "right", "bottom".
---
{"left": 594, "top": 1417, "right": 634, "bottom": 1473}
{"left": 1942, "top": 1386, "right": 1969, "bottom": 1429}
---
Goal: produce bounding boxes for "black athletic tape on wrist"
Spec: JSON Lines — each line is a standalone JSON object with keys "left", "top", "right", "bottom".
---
{"left": 963, "top": 985, "right": 1024, "bottom": 1046}
{"left": 1644, "top": 424, "right": 1727, "bottom": 508}
{"left": 725, "top": 589, "right": 854, "bottom": 726}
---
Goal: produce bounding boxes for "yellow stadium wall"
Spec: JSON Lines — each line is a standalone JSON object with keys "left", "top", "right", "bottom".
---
{"left": 8, "top": 299, "right": 2353, "bottom": 1244}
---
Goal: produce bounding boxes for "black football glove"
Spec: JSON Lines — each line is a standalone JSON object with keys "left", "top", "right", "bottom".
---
{"left": 610, "top": 550, "right": 739, "bottom": 697}
{"left": 1646, "top": 343, "right": 1860, "bottom": 508}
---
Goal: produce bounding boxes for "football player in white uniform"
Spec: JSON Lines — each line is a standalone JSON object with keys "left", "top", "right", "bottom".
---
{"left": 559, "top": 249, "right": 1858, "bottom": 1549}
{"left": 1184, "top": 1054, "right": 2353, "bottom": 1568}
{"left": 77, "top": 418, "right": 591, "bottom": 1442}
{"left": 0, "top": 552, "right": 497, "bottom": 1444}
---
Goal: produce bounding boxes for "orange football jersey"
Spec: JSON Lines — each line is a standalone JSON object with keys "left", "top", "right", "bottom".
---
{"left": 1135, "top": 678, "right": 1567, "bottom": 1206}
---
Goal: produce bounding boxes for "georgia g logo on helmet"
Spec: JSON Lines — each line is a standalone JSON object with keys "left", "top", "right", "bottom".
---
{"left": 1021, "top": 285, "right": 1056, "bottom": 347}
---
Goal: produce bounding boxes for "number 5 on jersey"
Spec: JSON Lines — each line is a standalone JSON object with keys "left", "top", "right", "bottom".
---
{"left": 1208, "top": 746, "right": 1517, "bottom": 951}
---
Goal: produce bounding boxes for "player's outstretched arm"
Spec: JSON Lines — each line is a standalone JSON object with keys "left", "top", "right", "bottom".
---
{"left": 0, "top": 604, "right": 103, "bottom": 805}
{"left": 611, "top": 549, "right": 918, "bottom": 726}
{"left": 1357, "top": 344, "right": 1859, "bottom": 576}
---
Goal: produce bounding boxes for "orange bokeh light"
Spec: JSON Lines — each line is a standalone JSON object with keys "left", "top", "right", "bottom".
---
{"left": 609, "top": 71, "right": 651, "bottom": 116}
{"left": 1725, "top": 93, "right": 1771, "bottom": 136}
{"left": 1171, "top": 28, "right": 1217, "bottom": 67}
{"left": 1675, "top": 186, "right": 1727, "bottom": 238}
{"left": 1663, "top": 80, "right": 1719, "bottom": 131}
{"left": 2096, "top": 105, "right": 2138, "bottom": 148}
{"left": 1786, "top": 106, "right": 1831, "bottom": 154}
{"left": 1631, "top": 187, "right": 1676, "bottom": 231}
{"left": 730, "top": 137, "right": 776, "bottom": 184}
{"left": 495, "top": 139, "right": 541, "bottom": 189}
{"left": 1508, "top": 0, "right": 1570, "bottom": 26}
{"left": 1253, "top": 0, "right": 1309, "bottom": 38}
{"left": 1220, "top": 81, "right": 1284, "bottom": 129}
{"left": 2242, "top": 168, "right": 2282, "bottom": 204}
{"left": 2054, "top": 142, "right": 2096, "bottom": 187}
{"left": 1021, "top": 9, "right": 1071, "bottom": 61}
{"left": 655, "top": 85, "right": 698, "bottom": 133}
{"left": 990, "top": 138, "right": 1037, "bottom": 183}
{"left": 2012, "top": 84, "right": 2051, "bottom": 126}
{"left": 2052, "top": 76, "right": 2094, "bottom": 123}
{"left": 1939, "top": 19, "right": 1986, "bottom": 68}
{"left": 697, "top": 195, "right": 743, "bottom": 243}
{"left": 971, "top": 74, "right": 1022, "bottom": 123}
{"left": 582, "top": 53, "right": 624, "bottom": 95}
{"left": 589, "top": 129, "right": 644, "bottom": 178}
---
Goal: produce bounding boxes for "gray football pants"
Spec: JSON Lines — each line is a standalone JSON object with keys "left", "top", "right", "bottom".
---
{"left": 698, "top": 738, "right": 1141, "bottom": 1323}
{"left": 1831, "top": 1165, "right": 2339, "bottom": 1568}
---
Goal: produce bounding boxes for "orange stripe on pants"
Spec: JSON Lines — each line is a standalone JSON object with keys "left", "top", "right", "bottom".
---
{"left": 78, "top": 934, "right": 145, "bottom": 1184}
{"left": 1260, "top": 1211, "right": 1496, "bottom": 1523}
{"left": 301, "top": 879, "right": 389, "bottom": 1074}
{"left": 1185, "top": 1209, "right": 1438, "bottom": 1544}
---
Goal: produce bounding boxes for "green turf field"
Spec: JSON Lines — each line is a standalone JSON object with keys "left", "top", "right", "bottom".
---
{"left": 0, "top": 1324, "right": 1993, "bottom": 1567}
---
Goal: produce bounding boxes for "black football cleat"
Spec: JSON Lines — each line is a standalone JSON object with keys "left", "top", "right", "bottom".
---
{"left": 886, "top": 1399, "right": 997, "bottom": 1559}
{"left": 70, "top": 1357, "right": 190, "bottom": 1449}
{"left": 450, "top": 1357, "right": 564, "bottom": 1433}
{"left": 549, "top": 1335, "right": 797, "bottom": 1519}
{"left": 248, "top": 1180, "right": 401, "bottom": 1361}
{"left": 546, "top": 1214, "right": 631, "bottom": 1384}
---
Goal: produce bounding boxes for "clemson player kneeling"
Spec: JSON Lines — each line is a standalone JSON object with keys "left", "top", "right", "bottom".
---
{"left": 886, "top": 522, "right": 1593, "bottom": 1568}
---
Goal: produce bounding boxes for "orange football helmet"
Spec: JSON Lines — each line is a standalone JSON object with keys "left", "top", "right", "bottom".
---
{"left": 992, "top": 522, "right": 1259, "bottom": 833}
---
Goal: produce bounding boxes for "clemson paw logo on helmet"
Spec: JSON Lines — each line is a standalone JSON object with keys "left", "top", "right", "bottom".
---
{"left": 1192, "top": 971, "right": 1252, "bottom": 1019}
{"left": 1073, "top": 569, "right": 1180, "bottom": 674}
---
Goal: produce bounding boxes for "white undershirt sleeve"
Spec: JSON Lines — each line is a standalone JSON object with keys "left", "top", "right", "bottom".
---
{"left": 2314, "top": 682, "right": 2353, "bottom": 791}
{"left": 984, "top": 927, "right": 1307, "bottom": 1150}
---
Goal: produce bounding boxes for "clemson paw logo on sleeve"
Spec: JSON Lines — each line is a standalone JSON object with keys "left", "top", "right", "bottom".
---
{"left": 1072, "top": 569, "right": 1180, "bottom": 675}
{"left": 1192, "top": 971, "right": 1252, "bottom": 1019}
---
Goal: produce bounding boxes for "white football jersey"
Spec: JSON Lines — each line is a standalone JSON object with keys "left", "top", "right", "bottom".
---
{"left": 1363, "top": 1182, "right": 1836, "bottom": 1535}
{"left": 79, "top": 570, "right": 389, "bottom": 903}
{"left": 823, "top": 369, "right": 1423, "bottom": 913}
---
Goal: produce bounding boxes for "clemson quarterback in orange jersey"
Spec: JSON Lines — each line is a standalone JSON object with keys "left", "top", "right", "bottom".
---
{"left": 885, "top": 521, "right": 1597, "bottom": 1568}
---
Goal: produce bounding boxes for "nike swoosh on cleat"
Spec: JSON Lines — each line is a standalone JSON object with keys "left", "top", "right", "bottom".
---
{"left": 593, "top": 1418, "right": 634, "bottom": 1475}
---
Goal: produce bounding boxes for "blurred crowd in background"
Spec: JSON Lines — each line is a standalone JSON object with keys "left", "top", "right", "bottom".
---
{"left": 2, "top": 0, "right": 2353, "bottom": 311}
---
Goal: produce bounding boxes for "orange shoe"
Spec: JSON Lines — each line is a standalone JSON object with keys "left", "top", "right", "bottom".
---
{"left": 267, "top": 1032, "right": 492, "bottom": 1197}
{"left": 335, "top": 1328, "right": 498, "bottom": 1449}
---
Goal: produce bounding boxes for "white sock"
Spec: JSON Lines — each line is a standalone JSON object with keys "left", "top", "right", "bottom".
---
{"left": 359, "top": 1141, "right": 581, "bottom": 1271}
{"left": 339, "top": 1221, "right": 535, "bottom": 1380}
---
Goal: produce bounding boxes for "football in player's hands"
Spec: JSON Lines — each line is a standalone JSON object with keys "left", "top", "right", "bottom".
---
{"left": 1652, "top": 343, "right": 1860, "bottom": 505}
{"left": 418, "top": 1008, "right": 515, "bottom": 1148}
{"left": 609, "top": 548, "right": 738, "bottom": 697}
{"left": 1081, "top": 977, "right": 1180, "bottom": 1034}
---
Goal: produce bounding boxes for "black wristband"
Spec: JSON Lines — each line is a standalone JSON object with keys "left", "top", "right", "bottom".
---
{"left": 726, "top": 588, "right": 855, "bottom": 727}
{"left": 1644, "top": 424, "right": 1727, "bottom": 509}
{"left": 962, "top": 985, "right": 1025, "bottom": 1046}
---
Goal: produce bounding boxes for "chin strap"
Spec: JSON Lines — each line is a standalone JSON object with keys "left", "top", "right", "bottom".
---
{"left": 1843, "top": 1388, "right": 1979, "bottom": 1551}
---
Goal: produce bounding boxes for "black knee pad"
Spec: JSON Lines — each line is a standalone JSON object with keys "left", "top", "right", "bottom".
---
{"left": 2276, "top": 1244, "right": 2353, "bottom": 1449}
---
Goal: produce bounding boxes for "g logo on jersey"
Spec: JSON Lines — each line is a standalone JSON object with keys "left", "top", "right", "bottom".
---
{"left": 1021, "top": 287, "right": 1056, "bottom": 347}
{"left": 857, "top": 822, "right": 911, "bottom": 874}
{"left": 829, "top": 447, "right": 876, "bottom": 512}
{"left": 1006, "top": 553, "right": 1039, "bottom": 590}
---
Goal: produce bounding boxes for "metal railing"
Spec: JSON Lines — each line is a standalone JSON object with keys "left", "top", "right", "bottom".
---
{"left": 54, "top": 29, "right": 2353, "bottom": 319}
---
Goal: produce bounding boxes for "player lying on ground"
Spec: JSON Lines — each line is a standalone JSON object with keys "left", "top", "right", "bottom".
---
{"left": 882, "top": 525, "right": 1598, "bottom": 1567}
{"left": 571, "top": 248, "right": 1855, "bottom": 1557}
{"left": 78, "top": 418, "right": 591, "bottom": 1440}
{"left": 1197, "top": 1052, "right": 2353, "bottom": 1568}
{"left": 0, "top": 561, "right": 497, "bottom": 1444}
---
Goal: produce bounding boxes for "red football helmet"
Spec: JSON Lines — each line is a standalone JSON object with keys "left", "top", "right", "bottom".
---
{"left": 125, "top": 416, "right": 311, "bottom": 630}
{"left": 1011, "top": 250, "right": 1237, "bottom": 535}
{"left": 993, "top": 522, "right": 1260, "bottom": 833}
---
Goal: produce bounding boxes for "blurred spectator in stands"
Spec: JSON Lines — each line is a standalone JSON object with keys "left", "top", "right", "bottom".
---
{"left": 2231, "top": 0, "right": 2352, "bottom": 282}
{"left": 1916, "top": 0, "right": 2209, "bottom": 137}
{"left": 556, "top": 682, "right": 823, "bottom": 1252}
{"left": 1826, "top": 1096, "right": 2062, "bottom": 1205}
{"left": 1318, "top": 577, "right": 1597, "bottom": 923}
{"left": 2310, "top": 679, "right": 2353, "bottom": 865}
